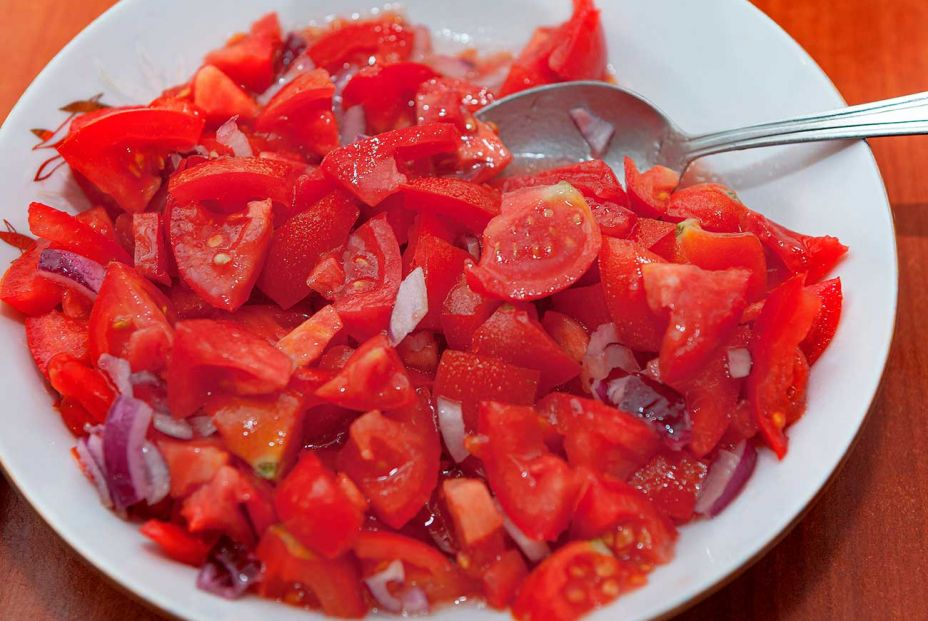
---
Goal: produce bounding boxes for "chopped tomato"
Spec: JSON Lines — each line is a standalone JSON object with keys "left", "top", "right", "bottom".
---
{"left": 169, "top": 198, "right": 272, "bottom": 311}
{"left": 501, "top": 160, "right": 628, "bottom": 203}
{"left": 168, "top": 156, "right": 298, "bottom": 214}
{"left": 747, "top": 276, "right": 820, "bottom": 458}
{"left": 440, "top": 274, "right": 502, "bottom": 350}
{"left": 25, "top": 311, "right": 89, "bottom": 376}
{"left": 665, "top": 183, "right": 746, "bottom": 232}
{"left": 541, "top": 311, "right": 590, "bottom": 363}
{"left": 483, "top": 550, "right": 528, "bottom": 609}
{"left": 165, "top": 319, "right": 293, "bottom": 417}
{"left": 629, "top": 451, "right": 708, "bottom": 523}
{"left": 316, "top": 334, "right": 415, "bottom": 411}
{"left": 598, "top": 237, "right": 667, "bottom": 352}
{"left": 182, "top": 465, "right": 260, "bottom": 546}
{"left": 132, "top": 212, "right": 171, "bottom": 285}
{"left": 204, "top": 12, "right": 283, "bottom": 92}
{"left": 632, "top": 217, "right": 677, "bottom": 260}
{"left": 468, "top": 183, "right": 601, "bottom": 301}
{"left": 140, "top": 520, "right": 215, "bottom": 567}
{"left": 308, "top": 16, "right": 414, "bottom": 72}
{"left": 343, "top": 62, "right": 437, "bottom": 134}
{"left": 550, "top": 283, "right": 611, "bottom": 332}
{"left": 453, "top": 120, "right": 514, "bottom": 184}
{"left": 479, "top": 401, "right": 580, "bottom": 541}
{"left": 404, "top": 219, "right": 470, "bottom": 330}
{"left": 801, "top": 277, "right": 843, "bottom": 364}
{"left": 434, "top": 349, "right": 539, "bottom": 430}
{"left": 338, "top": 388, "right": 440, "bottom": 528}
{"left": 675, "top": 346, "right": 742, "bottom": 457}
{"left": 0, "top": 241, "right": 62, "bottom": 316}
{"left": 156, "top": 438, "right": 230, "bottom": 498}
{"left": 642, "top": 263, "right": 750, "bottom": 385}
{"left": 400, "top": 177, "right": 501, "bottom": 234}
{"left": 74, "top": 206, "right": 116, "bottom": 239}
{"left": 740, "top": 210, "right": 847, "bottom": 283}
{"left": 675, "top": 219, "right": 767, "bottom": 300}
{"left": 47, "top": 354, "right": 115, "bottom": 423}
{"left": 442, "top": 478, "right": 503, "bottom": 547}
{"left": 415, "top": 77, "right": 495, "bottom": 132}
{"left": 276, "top": 305, "right": 343, "bottom": 367}
{"left": 57, "top": 108, "right": 203, "bottom": 213}
{"left": 28, "top": 202, "right": 132, "bottom": 265}
{"left": 256, "top": 69, "right": 338, "bottom": 156}
{"left": 623, "top": 157, "right": 679, "bottom": 218}
{"left": 192, "top": 64, "right": 259, "bottom": 124}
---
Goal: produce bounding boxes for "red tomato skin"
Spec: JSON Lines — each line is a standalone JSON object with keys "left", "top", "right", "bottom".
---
{"left": 547, "top": 0, "right": 608, "bottom": 81}
{"left": 257, "top": 525, "right": 368, "bottom": 619}
{"left": 28, "top": 202, "right": 132, "bottom": 265}
{"left": 275, "top": 451, "right": 364, "bottom": 558}
{"left": 332, "top": 214, "right": 402, "bottom": 341}
{"left": 501, "top": 159, "right": 627, "bottom": 211}
{"left": 308, "top": 17, "right": 414, "bottom": 72}
{"left": 674, "top": 346, "right": 742, "bottom": 458}
{"left": 632, "top": 218, "right": 677, "bottom": 260}
{"left": 343, "top": 62, "right": 437, "bottom": 133}
{"left": 404, "top": 224, "right": 470, "bottom": 331}
{"left": 471, "top": 304, "right": 580, "bottom": 392}
{"left": 182, "top": 464, "right": 259, "bottom": 546}
{"left": 500, "top": 27, "right": 558, "bottom": 97}
{"left": 468, "top": 183, "right": 602, "bottom": 301}
{"left": 740, "top": 210, "right": 848, "bottom": 283}
{"left": 89, "top": 262, "right": 176, "bottom": 362}
{"left": 257, "top": 190, "right": 359, "bottom": 309}
{"left": 132, "top": 212, "right": 171, "bottom": 286}
{"left": 598, "top": 237, "right": 667, "bottom": 352}
{"left": 801, "top": 277, "right": 843, "bottom": 364}
{"left": 338, "top": 388, "right": 440, "bottom": 529}
{"left": 442, "top": 478, "right": 504, "bottom": 547}
{"left": 0, "top": 242, "right": 62, "bottom": 316}
{"left": 156, "top": 437, "right": 230, "bottom": 498}
{"left": 747, "top": 276, "right": 821, "bottom": 458}
{"left": 623, "top": 157, "right": 679, "bottom": 218}
{"left": 140, "top": 520, "right": 214, "bottom": 567}
{"left": 440, "top": 274, "right": 502, "bottom": 350}
{"left": 204, "top": 12, "right": 283, "bottom": 92}
{"left": 25, "top": 310, "right": 89, "bottom": 377}
{"left": 479, "top": 401, "right": 580, "bottom": 541}
{"left": 168, "top": 157, "right": 298, "bottom": 214}
{"left": 400, "top": 177, "right": 501, "bottom": 234}
{"left": 665, "top": 183, "right": 746, "bottom": 232}
{"left": 676, "top": 220, "right": 767, "bottom": 301}
{"left": 483, "top": 549, "right": 529, "bottom": 610}
{"left": 192, "top": 64, "right": 259, "bottom": 124}
{"left": 541, "top": 311, "right": 590, "bottom": 363}
{"left": 165, "top": 319, "right": 293, "bottom": 418}
{"left": 47, "top": 354, "right": 115, "bottom": 423}
{"left": 256, "top": 69, "right": 338, "bottom": 156}
{"left": 434, "top": 349, "right": 539, "bottom": 430}
{"left": 276, "top": 305, "right": 343, "bottom": 368}
{"left": 642, "top": 263, "right": 750, "bottom": 386}
{"left": 550, "top": 283, "right": 611, "bottom": 332}
{"left": 629, "top": 451, "right": 709, "bottom": 523}
{"left": 315, "top": 334, "right": 416, "bottom": 412}
{"left": 74, "top": 206, "right": 116, "bottom": 239}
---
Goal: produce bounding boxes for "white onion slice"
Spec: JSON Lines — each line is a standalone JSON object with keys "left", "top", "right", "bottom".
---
{"left": 189, "top": 415, "right": 218, "bottom": 438}
{"left": 495, "top": 499, "right": 550, "bottom": 562}
{"left": 340, "top": 105, "right": 367, "bottom": 146}
{"left": 98, "top": 354, "right": 132, "bottom": 396}
{"left": 400, "top": 586, "right": 429, "bottom": 615}
{"left": 153, "top": 412, "right": 194, "bottom": 440}
{"left": 437, "top": 397, "right": 469, "bottom": 463}
{"left": 216, "top": 116, "right": 253, "bottom": 158}
{"left": 141, "top": 440, "right": 170, "bottom": 505}
{"left": 363, "top": 559, "right": 406, "bottom": 613}
{"left": 429, "top": 54, "right": 474, "bottom": 80}
{"left": 569, "top": 107, "right": 615, "bottom": 158}
{"left": 727, "top": 347, "right": 753, "bottom": 379}
{"left": 463, "top": 235, "right": 481, "bottom": 260}
{"left": 694, "top": 441, "right": 758, "bottom": 517}
{"left": 389, "top": 267, "right": 428, "bottom": 346}
{"left": 582, "top": 323, "right": 639, "bottom": 391}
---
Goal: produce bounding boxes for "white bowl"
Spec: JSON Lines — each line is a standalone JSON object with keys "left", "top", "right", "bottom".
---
{"left": 0, "top": 1, "right": 897, "bottom": 620}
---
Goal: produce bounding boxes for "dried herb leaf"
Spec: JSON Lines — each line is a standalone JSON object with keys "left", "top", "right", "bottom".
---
{"left": 31, "top": 128, "right": 54, "bottom": 141}
{"left": 59, "top": 96, "right": 110, "bottom": 114}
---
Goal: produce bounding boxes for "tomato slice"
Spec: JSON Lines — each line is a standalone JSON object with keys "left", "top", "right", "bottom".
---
{"left": 483, "top": 549, "right": 529, "bottom": 610}
{"left": 399, "top": 177, "right": 501, "bottom": 234}
{"left": 47, "top": 354, "right": 115, "bottom": 423}
{"left": 344, "top": 62, "right": 437, "bottom": 134}
{"left": 203, "top": 12, "right": 283, "bottom": 92}
{"left": 0, "top": 241, "right": 62, "bottom": 316}
{"left": 442, "top": 477, "right": 503, "bottom": 548}
{"left": 168, "top": 157, "right": 299, "bottom": 214}
{"left": 192, "top": 64, "right": 259, "bottom": 124}
{"left": 156, "top": 437, "right": 230, "bottom": 498}
{"left": 665, "top": 183, "right": 746, "bottom": 232}
{"left": 404, "top": 219, "right": 470, "bottom": 331}
{"left": 332, "top": 214, "right": 403, "bottom": 341}
{"left": 747, "top": 276, "right": 820, "bottom": 458}
{"left": 321, "top": 123, "right": 461, "bottom": 206}
{"left": 548, "top": 0, "right": 608, "bottom": 81}
{"left": 642, "top": 263, "right": 750, "bottom": 385}
{"left": 434, "top": 349, "right": 539, "bottom": 430}
{"left": 511, "top": 541, "right": 635, "bottom": 621}
{"left": 169, "top": 198, "right": 272, "bottom": 312}
{"left": 88, "top": 262, "right": 176, "bottom": 361}
{"left": 598, "top": 238, "right": 667, "bottom": 352}
{"left": 308, "top": 17, "right": 414, "bottom": 72}
{"left": 256, "top": 69, "right": 338, "bottom": 156}
{"left": 75, "top": 206, "right": 116, "bottom": 239}
{"left": 257, "top": 525, "right": 368, "bottom": 618}
{"left": 632, "top": 217, "right": 676, "bottom": 260}
{"left": 274, "top": 451, "right": 364, "bottom": 558}
{"left": 181, "top": 465, "right": 261, "bottom": 546}
{"left": 549, "top": 283, "right": 610, "bottom": 333}
{"left": 675, "top": 346, "right": 742, "bottom": 457}
{"left": 801, "top": 277, "right": 843, "bottom": 364}
{"left": 25, "top": 310, "right": 89, "bottom": 377}
{"left": 541, "top": 311, "right": 589, "bottom": 363}
{"left": 415, "top": 76, "right": 495, "bottom": 131}
{"left": 276, "top": 305, "right": 343, "bottom": 368}
{"left": 468, "top": 183, "right": 601, "bottom": 301}
{"left": 28, "top": 202, "right": 132, "bottom": 265}
{"left": 500, "top": 27, "right": 558, "bottom": 96}
{"left": 140, "top": 520, "right": 215, "bottom": 567}
{"left": 471, "top": 304, "right": 580, "bottom": 392}
{"left": 478, "top": 401, "right": 580, "bottom": 541}
{"left": 165, "top": 319, "right": 293, "bottom": 417}
{"left": 57, "top": 108, "right": 203, "bottom": 213}
{"left": 316, "top": 334, "right": 416, "bottom": 411}
{"left": 623, "top": 157, "right": 679, "bottom": 218}
{"left": 629, "top": 451, "right": 708, "bottom": 523}
{"left": 132, "top": 212, "right": 171, "bottom": 286}
{"left": 675, "top": 219, "right": 767, "bottom": 301}
{"left": 440, "top": 273, "right": 502, "bottom": 351}
{"left": 338, "top": 387, "right": 440, "bottom": 528}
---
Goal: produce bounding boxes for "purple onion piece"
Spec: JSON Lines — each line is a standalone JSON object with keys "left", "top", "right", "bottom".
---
{"left": 695, "top": 441, "right": 758, "bottom": 517}
{"left": 196, "top": 539, "right": 262, "bottom": 600}
{"left": 598, "top": 371, "right": 692, "bottom": 449}
{"left": 37, "top": 248, "right": 105, "bottom": 299}
{"left": 103, "top": 395, "right": 153, "bottom": 510}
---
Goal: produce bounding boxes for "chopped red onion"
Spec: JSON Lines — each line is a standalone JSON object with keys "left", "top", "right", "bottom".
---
{"left": 129, "top": 371, "right": 162, "bottom": 388}
{"left": 98, "top": 354, "right": 132, "bottom": 396}
{"left": 694, "top": 441, "right": 758, "bottom": 517}
{"left": 189, "top": 415, "right": 218, "bottom": 438}
{"left": 141, "top": 440, "right": 170, "bottom": 505}
{"left": 727, "top": 347, "right": 753, "bottom": 379}
{"left": 216, "top": 116, "right": 253, "bottom": 158}
{"left": 340, "top": 105, "right": 367, "bottom": 146}
{"left": 583, "top": 323, "right": 639, "bottom": 390}
{"left": 75, "top": 437, "right": 112, "bottom": 508}
{"left": 429, "top": 54, "right": 474, "bottom": 80}
{"left": 103, "top": 395, "right": 153, "bottom": 510}
{"left": 569, "top": 107, "right": 615, "bottom": 158}
{"left": 153, "top": 412, "right": 194, "bottom": 440}
{"left": 197, "top": 539, "right": 261, "bottom": 599}
{"left": 400, "top": 586, "right": 430, "bottom": 615}
{"left": 37, "top": 248, "right": 105, "bottom": 299}
{"left": 495, "top": 499, "right": 550, "bottom": 562}
{"left": 363, "top": 559, "right": 406, "bottom": 613}
{"left": 389, "top": 267, "right": 428, "bottom": 345}
{"left": 437, "top": 397, "right": 469, "bottom": 463}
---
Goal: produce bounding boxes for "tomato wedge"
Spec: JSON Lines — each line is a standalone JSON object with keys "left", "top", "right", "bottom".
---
{"left": 598, "top": 237, "right": 667, "bottom": 352}
{"left": 0, "top": 241, "right": 62, "bottom": 316}
{"left": 801, "top": 277, "right": 843, "bottom": 364}
{"left": 132, "top": 212, "right": 171, "bottom": 286}
{"left": 28, "top": 202, "right": 132, "bottom": 265}
{"left": 623, "top": 157, "right": 679, "bottom": 218}
{"left": 400, "top": 177, "right": 501, "bottom": 234}
{"left": 192, "top": 64, "right": 259, "bottom": 124}
{"left": 675, "top": 219, "right": 767, "bottom": 301}
{"left": 256, "top": 69, "right": 338, "bottom": 157}
{"left": 308, "top": 17, "right": 414, "bottom": 72}
{"left": 665, "top": 183, "right": 746, "bottom": 232}
{"left": 343, "top": 62, "right": 437, "bottom": 134}
{"left": 203, "top": 12, "right": 283, "bottom": 93}
{"left": 629, "top": 451, "right": 708, "bottom": 522}
{"left": 25, "top": 311, "right": 89, "bottom": 377}
{"left": 468, "top": 183, "right": 601, "bottom": 301}
{"left": 168, "top": 157, "right": 298, "bottom": 214}
{"left": 440, "top": 274, "right": 502, "bottom": 351}
{"left": 315, "top": 334, "right": 415, "bottom": 411}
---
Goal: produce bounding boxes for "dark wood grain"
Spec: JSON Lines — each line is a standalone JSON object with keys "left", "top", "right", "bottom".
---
{"left": 1, "top": 1, "right": 926, "bottom": 620}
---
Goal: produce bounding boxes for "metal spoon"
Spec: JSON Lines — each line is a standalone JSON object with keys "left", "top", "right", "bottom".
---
{"left": 476, "top": 80, "right": 928, "bottom": 176}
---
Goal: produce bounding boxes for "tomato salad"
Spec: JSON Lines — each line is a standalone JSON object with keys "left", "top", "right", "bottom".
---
{"left": 0, "top": 2, "right": 846, "bottom": 620}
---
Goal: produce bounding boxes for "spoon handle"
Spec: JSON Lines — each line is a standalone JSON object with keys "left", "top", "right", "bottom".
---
{"left": 680, "top": 91, "right": 928, "bottom": 161}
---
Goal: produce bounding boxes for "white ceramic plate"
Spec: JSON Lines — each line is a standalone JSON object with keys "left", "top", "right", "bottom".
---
{"left": 0, "top": 1, "right": 896, "bottom": 620}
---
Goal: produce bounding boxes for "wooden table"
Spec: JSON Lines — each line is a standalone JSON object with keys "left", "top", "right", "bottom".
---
{"left": 1, "top": 1, "right": 926, "bottom": 619}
